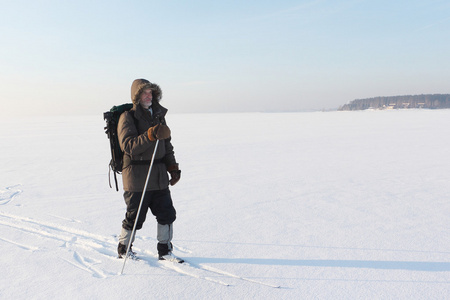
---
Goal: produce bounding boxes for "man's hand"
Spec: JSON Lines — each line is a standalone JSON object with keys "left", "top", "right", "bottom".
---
{"left": 148, "top": 124, "right": 171, "bottom": 141}
{"left": 168, "top": 164, "right": 181, "bottom": 186}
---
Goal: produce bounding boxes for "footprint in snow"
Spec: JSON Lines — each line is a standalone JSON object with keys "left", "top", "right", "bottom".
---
{"left": 0, "top": 185, "right": 23, "bottom": 205}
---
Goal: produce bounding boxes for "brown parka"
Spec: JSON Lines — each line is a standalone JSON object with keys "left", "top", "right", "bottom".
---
{"left": 117, "top": 79, "right": 177, "bottom": 192}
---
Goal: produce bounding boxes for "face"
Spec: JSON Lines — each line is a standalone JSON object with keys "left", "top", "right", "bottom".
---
{"left": 139, "top": 88, "right": 153, "bottom": 109}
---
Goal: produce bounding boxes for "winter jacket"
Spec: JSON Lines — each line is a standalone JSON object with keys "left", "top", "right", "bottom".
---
{"left": 117, "top": 80, "right": 177, "bottom": 192}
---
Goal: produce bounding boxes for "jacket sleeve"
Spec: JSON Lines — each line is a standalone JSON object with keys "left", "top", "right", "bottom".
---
{"left": 118, "top": 111, "right": 153, "bottom": 156}
{"left": 163, "top": 136, "right": 177, "bottom": 167}
{"left": 158, "top": 115, "right": 177, "bottom": 167}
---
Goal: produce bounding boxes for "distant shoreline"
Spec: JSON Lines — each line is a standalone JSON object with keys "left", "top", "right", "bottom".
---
{"left": 339, "top": 94, "right": 450, "bottom": 111}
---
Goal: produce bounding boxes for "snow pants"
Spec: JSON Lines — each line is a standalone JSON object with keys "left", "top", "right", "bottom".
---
{"left": 119, "top": 188, "right": 176, "bottom": 255}
{"left": 121, "top": 188, "right": 176, "bottom": 230}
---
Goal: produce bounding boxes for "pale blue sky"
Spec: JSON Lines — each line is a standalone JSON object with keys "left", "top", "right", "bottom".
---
{"left": 1, "top": 0, "right": 449, "bottom": 115}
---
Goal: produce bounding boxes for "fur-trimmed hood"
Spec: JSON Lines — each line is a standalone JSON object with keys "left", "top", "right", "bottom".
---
{"left": 131, "top": 78, "right": 162, "bottom": 105}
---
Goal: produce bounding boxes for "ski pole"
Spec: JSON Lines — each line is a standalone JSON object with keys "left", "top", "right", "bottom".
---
{"left": 120, "top": 139, "right": 160, "bottom": 275}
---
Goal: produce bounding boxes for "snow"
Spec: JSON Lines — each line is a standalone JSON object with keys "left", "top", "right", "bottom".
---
{"left": 1, "top": 109, "right": 449, "bottom": 299}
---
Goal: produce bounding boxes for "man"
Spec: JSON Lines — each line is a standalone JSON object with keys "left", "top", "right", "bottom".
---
{"left": 117, "top": 78, "right": 182, "bottom": 263}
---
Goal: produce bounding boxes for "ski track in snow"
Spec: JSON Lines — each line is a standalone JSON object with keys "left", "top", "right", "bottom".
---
{"left": 0, "top": 208, "right": 447, "bottom": 286}
{"left": 136, "top": 248, "right": 282, "bottom": 287}
{"left": 0, "top": 211, "right": 277, "bottom": 286}
{"left": 47, "top": 214, "right": 82, "bottom": 223}
{"left": 0, "top": 211, "right": 121, "bottom": 279}
{"left": 61, "top": 251, "right": 110, "bottom": 279}
{"left": 0, "top": 211, "right": 116, "bottom": 254}
{"left": 0, "top": 236, "right": 39, "bottom": 252}
{"left": 0, "top": 185, "right": 23, "bottom": 205}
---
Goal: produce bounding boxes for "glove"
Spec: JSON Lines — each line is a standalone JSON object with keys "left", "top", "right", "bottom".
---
{"left": 167, "top": 164, "right": 181, "bottom": 186}
{"left": 148, "top": 124, "right": 171, "bottom": 141}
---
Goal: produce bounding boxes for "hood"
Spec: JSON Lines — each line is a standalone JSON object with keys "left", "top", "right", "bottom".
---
{"left": 131, "top": 79, "right": 162, "bottom": 105}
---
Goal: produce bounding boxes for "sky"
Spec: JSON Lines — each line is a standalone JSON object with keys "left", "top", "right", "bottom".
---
{"left": 1, "top": 0, "right": 449, "bottom": 116}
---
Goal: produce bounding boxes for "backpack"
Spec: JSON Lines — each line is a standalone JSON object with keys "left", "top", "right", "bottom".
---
{"left": 103, "top": 103, "right": 134, "bottom": 191}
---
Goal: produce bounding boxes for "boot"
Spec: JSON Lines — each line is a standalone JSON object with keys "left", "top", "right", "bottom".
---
{"left": 117, "top": 228, "right": 137, "bottom": 259}
{"left": 157, "top": 242, "right": 184, "bottom": 263}
{"left": 117, "top": 243, "right": 138, "bottom": 259}
{"left": 157, "top": 223, "right": 183, "bottom": 263}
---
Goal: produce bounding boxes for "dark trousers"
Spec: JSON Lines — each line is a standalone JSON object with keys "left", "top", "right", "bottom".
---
{"left": 122, "top": 188, "right": 176, "bottom": 231}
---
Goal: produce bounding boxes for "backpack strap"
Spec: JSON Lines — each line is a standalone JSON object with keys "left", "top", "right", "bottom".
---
{"left": 109, "top": 165, "right": 119, "bottom": 192}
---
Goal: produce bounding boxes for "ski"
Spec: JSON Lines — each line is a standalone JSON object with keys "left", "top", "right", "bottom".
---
{"left": 135, "top": 247, "right": 280, "bottom": 288}
{"left": 189, "top": 262, "right": 281, "bottom": 288}
{"left": 129, "top": 249, "right": 230, "bottom": 286}
{"left": 158, "top": 253, "right": 184, "bottom": 264}
{"left": 158, "top": 260, "right": 230, "bottom": 286}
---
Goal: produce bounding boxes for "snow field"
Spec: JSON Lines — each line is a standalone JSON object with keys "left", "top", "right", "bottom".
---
{"left": 0, "top": 109, "right": 449, "bottom": 299}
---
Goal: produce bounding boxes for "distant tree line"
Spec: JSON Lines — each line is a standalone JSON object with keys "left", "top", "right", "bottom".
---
{"left": 338, "top": 94, "right": 450, "bottom": 111}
